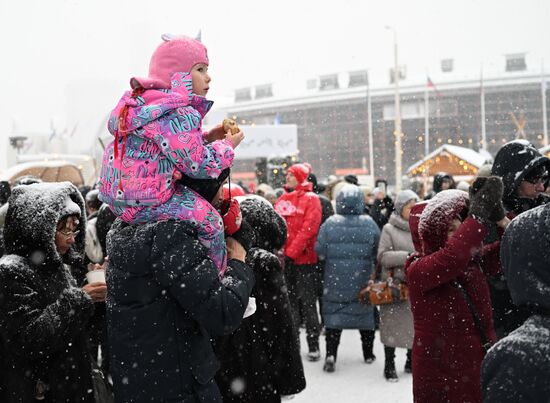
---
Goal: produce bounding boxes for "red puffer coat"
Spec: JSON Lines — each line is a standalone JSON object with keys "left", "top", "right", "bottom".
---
{"left": 274, "top": 182, "right": 322, "bottom": 265}
{"left": 405, "top": 190, "right": 499, "bottom": 403}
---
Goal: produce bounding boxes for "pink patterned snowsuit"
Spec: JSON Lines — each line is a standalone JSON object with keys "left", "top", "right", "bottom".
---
{"left": 98, "top": 71, "right": 234, "bottom": 274}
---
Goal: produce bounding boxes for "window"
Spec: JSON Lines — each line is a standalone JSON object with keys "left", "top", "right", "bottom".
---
{"left": 319, "top": 74, "right": 339, "bottom": 91}
{"left": 348, "top": 70, "right": 368, "bottom": 87}
{"left": 306, "top": 78, "right": 318, "bottom": 90}
{"left": 505, "top": 53, "right": 527, "bottom": 72}
{"left": 255, "top": 84, "right": 273, "bottom": 99}
{"left": 235, "top": 88, "right": 252, "bottom": 102}
{"left": 441, "top": 58, "right": 454, "bottom": 73}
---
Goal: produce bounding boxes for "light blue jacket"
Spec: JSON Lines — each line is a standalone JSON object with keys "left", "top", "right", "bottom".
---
{"left": 315, "top": 185, "right": 380, "bottom": 329}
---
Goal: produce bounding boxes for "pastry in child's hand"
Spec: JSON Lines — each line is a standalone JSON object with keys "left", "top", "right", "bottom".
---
{"left": 223, "top": 118, "right": 240, "bottom": 135}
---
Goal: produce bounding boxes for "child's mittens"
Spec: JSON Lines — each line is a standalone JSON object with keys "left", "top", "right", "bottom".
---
{"left": 222, "top": 198, "right": 242, "bottom": 236}
{"left": 468, "top": 176, "right": 505, "bottom": 224}
{"left": 172, "top": 171, "right": 183, "bottom": 181}
{"left": 221, "top": 197, "right": 256, "bottom": 252}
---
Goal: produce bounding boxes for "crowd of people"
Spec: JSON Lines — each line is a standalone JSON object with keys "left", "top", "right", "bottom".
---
{"left": 0, "top": 32, "right": 549, "bottom": 403}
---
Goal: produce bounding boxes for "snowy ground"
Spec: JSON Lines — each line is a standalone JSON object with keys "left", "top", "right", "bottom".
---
{"left": 293, "top": 330, "right": 413, "bottom": 403}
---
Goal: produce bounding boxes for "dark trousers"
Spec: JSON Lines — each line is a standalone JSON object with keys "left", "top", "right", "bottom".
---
{"left": 325, "top": 328, "right": 375, "bottom": 360}
{"left": 285, "top": 261, "right": 321, "bottom": 351}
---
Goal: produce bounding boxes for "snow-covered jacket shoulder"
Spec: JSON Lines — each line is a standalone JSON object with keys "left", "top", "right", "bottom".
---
{"left": 106, "top": 219, "right": 254, "bottom": 403}
{"left": 275, "top": 183, "right": 322, "bottom": 265}
{"left": 98, "top": 71, "right": 235, "bottom": 208}
{"left": 481, "top": 315, "right": 550, "bottom": 402}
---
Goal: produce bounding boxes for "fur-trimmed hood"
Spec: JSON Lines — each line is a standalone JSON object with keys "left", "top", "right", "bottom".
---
{"left": 3, "top": 182, "right": 86, "bottom": 267}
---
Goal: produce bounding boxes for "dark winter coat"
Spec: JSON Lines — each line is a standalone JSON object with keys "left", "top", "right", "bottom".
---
{"left": 275, "top": 182, "right": 322, "bottom": 265}
{"left": 216, "top": 196, "right": 306, "bottom": 403}
{"left": 0, "top": 182, "right": 95, "bottom": 403}
{"left": 106, "top": 218, "right": 255, "bottom": 403}
{"left": 369, "top": 196, "right": 394, "bottom": 229}
{"left": 318, "top": 193, "right": 334, "bottom": 225}
{"left": 482, "top": 203, "right": 550, "bottom": 402}
{"left": 315, "top": 184, "right": 379, "bottom": 330}
{"left": 489, "top": 140, "right": 550, "bottom": 338}
{"left": 405, "top": 190, "right": 500, "bottom": 403}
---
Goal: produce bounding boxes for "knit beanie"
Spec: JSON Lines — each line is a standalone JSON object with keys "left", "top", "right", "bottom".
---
{"left": 394, "top": 190, "right": 419, "bottom": 216}
{"left": 288, "top": 164, "right": 310, "bottom": 185}
{"left": 130, "top": 34, "right": 209, "bottom": 90}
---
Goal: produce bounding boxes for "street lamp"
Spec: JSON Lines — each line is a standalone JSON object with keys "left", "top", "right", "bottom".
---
{"left": 385, "top": 25, "right": 403, "bottom": 191}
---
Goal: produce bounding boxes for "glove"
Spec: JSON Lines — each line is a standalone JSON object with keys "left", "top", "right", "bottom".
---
{"left": 468, "top": 176, "right": 505, "bottom": 224}
{"left": 221, "top": 198, "right": 242, "bottom": 236}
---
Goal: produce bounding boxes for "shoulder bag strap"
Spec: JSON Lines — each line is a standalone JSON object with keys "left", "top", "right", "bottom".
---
{"left": 454, "top": 281, "right": 492, "bottom": 353}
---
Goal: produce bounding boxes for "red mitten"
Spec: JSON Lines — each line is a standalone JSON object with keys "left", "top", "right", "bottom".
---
{"left": 221, "top": 198, "right": 242, "bottom": 236}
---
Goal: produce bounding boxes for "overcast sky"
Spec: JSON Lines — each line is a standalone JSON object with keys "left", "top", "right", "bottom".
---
{"left": 1, "top": 0, "right": 550, "bottom": 155}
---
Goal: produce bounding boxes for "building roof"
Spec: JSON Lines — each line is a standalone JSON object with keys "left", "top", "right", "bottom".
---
{"left": 407, "top": 145, "right": 493, "bottom": 176}
{"left": 220, "top": 70, "right": 550, "bottom": 113}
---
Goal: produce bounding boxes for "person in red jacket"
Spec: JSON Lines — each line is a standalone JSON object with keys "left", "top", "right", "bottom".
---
{"left": 275, "top": 163, "right": 322, "bottom": 361}
{"left": 405, "top": 179, "right": 508, "bottom": 403}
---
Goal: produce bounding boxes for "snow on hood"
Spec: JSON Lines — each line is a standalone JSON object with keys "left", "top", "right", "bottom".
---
{"left": 3, "top": 181, "right": 86, "bottom": 267}
{"left": 237, "top": 195, "right": 288, "bottom": 251}
{"left": 419, "top": 189, "right": 469, "bottom": 255}
{"left": 500, "top": 203, "right": 550, "bottom": 310}
{"left": 335, "top": 184, "right": 364, "bottom": 215}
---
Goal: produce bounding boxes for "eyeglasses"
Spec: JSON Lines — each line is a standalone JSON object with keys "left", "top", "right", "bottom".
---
{"left": 56, "top": 229, "right": 80, "bottom": 239}
{"left": 524, "top": 175, "right": 549, "bottom": 185}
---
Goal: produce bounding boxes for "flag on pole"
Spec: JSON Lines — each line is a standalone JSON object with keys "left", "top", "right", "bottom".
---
{"left": 426, "top": 76, "right": 442, "bottom": 97}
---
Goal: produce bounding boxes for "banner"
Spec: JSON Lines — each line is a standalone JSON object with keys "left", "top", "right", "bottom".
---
{"left": 229, "top": 124, "right": 298, "bottom": 159}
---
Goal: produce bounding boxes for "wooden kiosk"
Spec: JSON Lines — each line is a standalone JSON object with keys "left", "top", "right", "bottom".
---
{"left": 407, "top": 145, "right": 493, "bottom": 181}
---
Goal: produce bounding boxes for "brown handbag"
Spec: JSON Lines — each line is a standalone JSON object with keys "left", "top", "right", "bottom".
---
{"left": 358, "top": 263, "right": 409, "bottom": 306}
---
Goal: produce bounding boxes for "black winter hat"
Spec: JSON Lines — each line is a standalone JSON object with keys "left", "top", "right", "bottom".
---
{"left": 344, "top": 174, "right": 359, "bottom": 185}
{"left": 177, "top": 168, "right": 230, "bottom": 203}
{"left": 432, "top": 172, "right": 455, "bottom": 193}
{"left": 491, "top": 140, "right": 550, "bottom": 199}
{"left": 238, "top": 196, "right": 288, "bottom": 251}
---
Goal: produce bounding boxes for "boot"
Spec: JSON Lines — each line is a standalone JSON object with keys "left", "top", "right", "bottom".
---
{"left": 384, "top": 360, "right": 398, "bottom": 382}
{"left": 323, "top": 355, "right": 336, "bottom": 372}
{"left": 384, "top": 346, "right": 398, "bottom": 382}
{"left": 404, "top": 349, "right": 412, "bottom": 373}
{"left": 307, "top": 339, "right": 321, "bottom": 362}
{"left": 361, "top": 330, "right": 376, "bottom": 364}
{"left": 307, "top": 349, "right": 321, "bottom": 362}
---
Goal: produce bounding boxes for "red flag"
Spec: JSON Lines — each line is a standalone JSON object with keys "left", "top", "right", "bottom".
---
{"left": 427, "top": 76, "right": 442, "bottom": 97}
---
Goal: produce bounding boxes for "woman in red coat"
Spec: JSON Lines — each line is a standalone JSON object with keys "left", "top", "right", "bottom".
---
{"left": 405, "top": 180, "right": 508, "bottom": 403}
{"left": 275, "top": 163, "right": 322, "bottom": 360}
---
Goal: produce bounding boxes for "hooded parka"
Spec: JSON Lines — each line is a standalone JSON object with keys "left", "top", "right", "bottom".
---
{"left": 489, "top": 140, "right": 550, "bottom": 337}
{"left": 0, "top": 182, "right": 95, "bottom": 403}
{"left": 216, "top": 196, "right": 306, "bottom": 403}
{"left": 405, "top": 190, "right": 500, "bottom": 403}
{"left": 481, "top": 203, "right": 550, "bottom": 402}
{"left": 315, "top": 185, "right": 379, "bottom": 330}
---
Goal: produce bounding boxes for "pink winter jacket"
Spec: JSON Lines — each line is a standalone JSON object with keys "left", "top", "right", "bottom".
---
{"left": 99, "top": 71, "right": 235, "bottom": 208}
